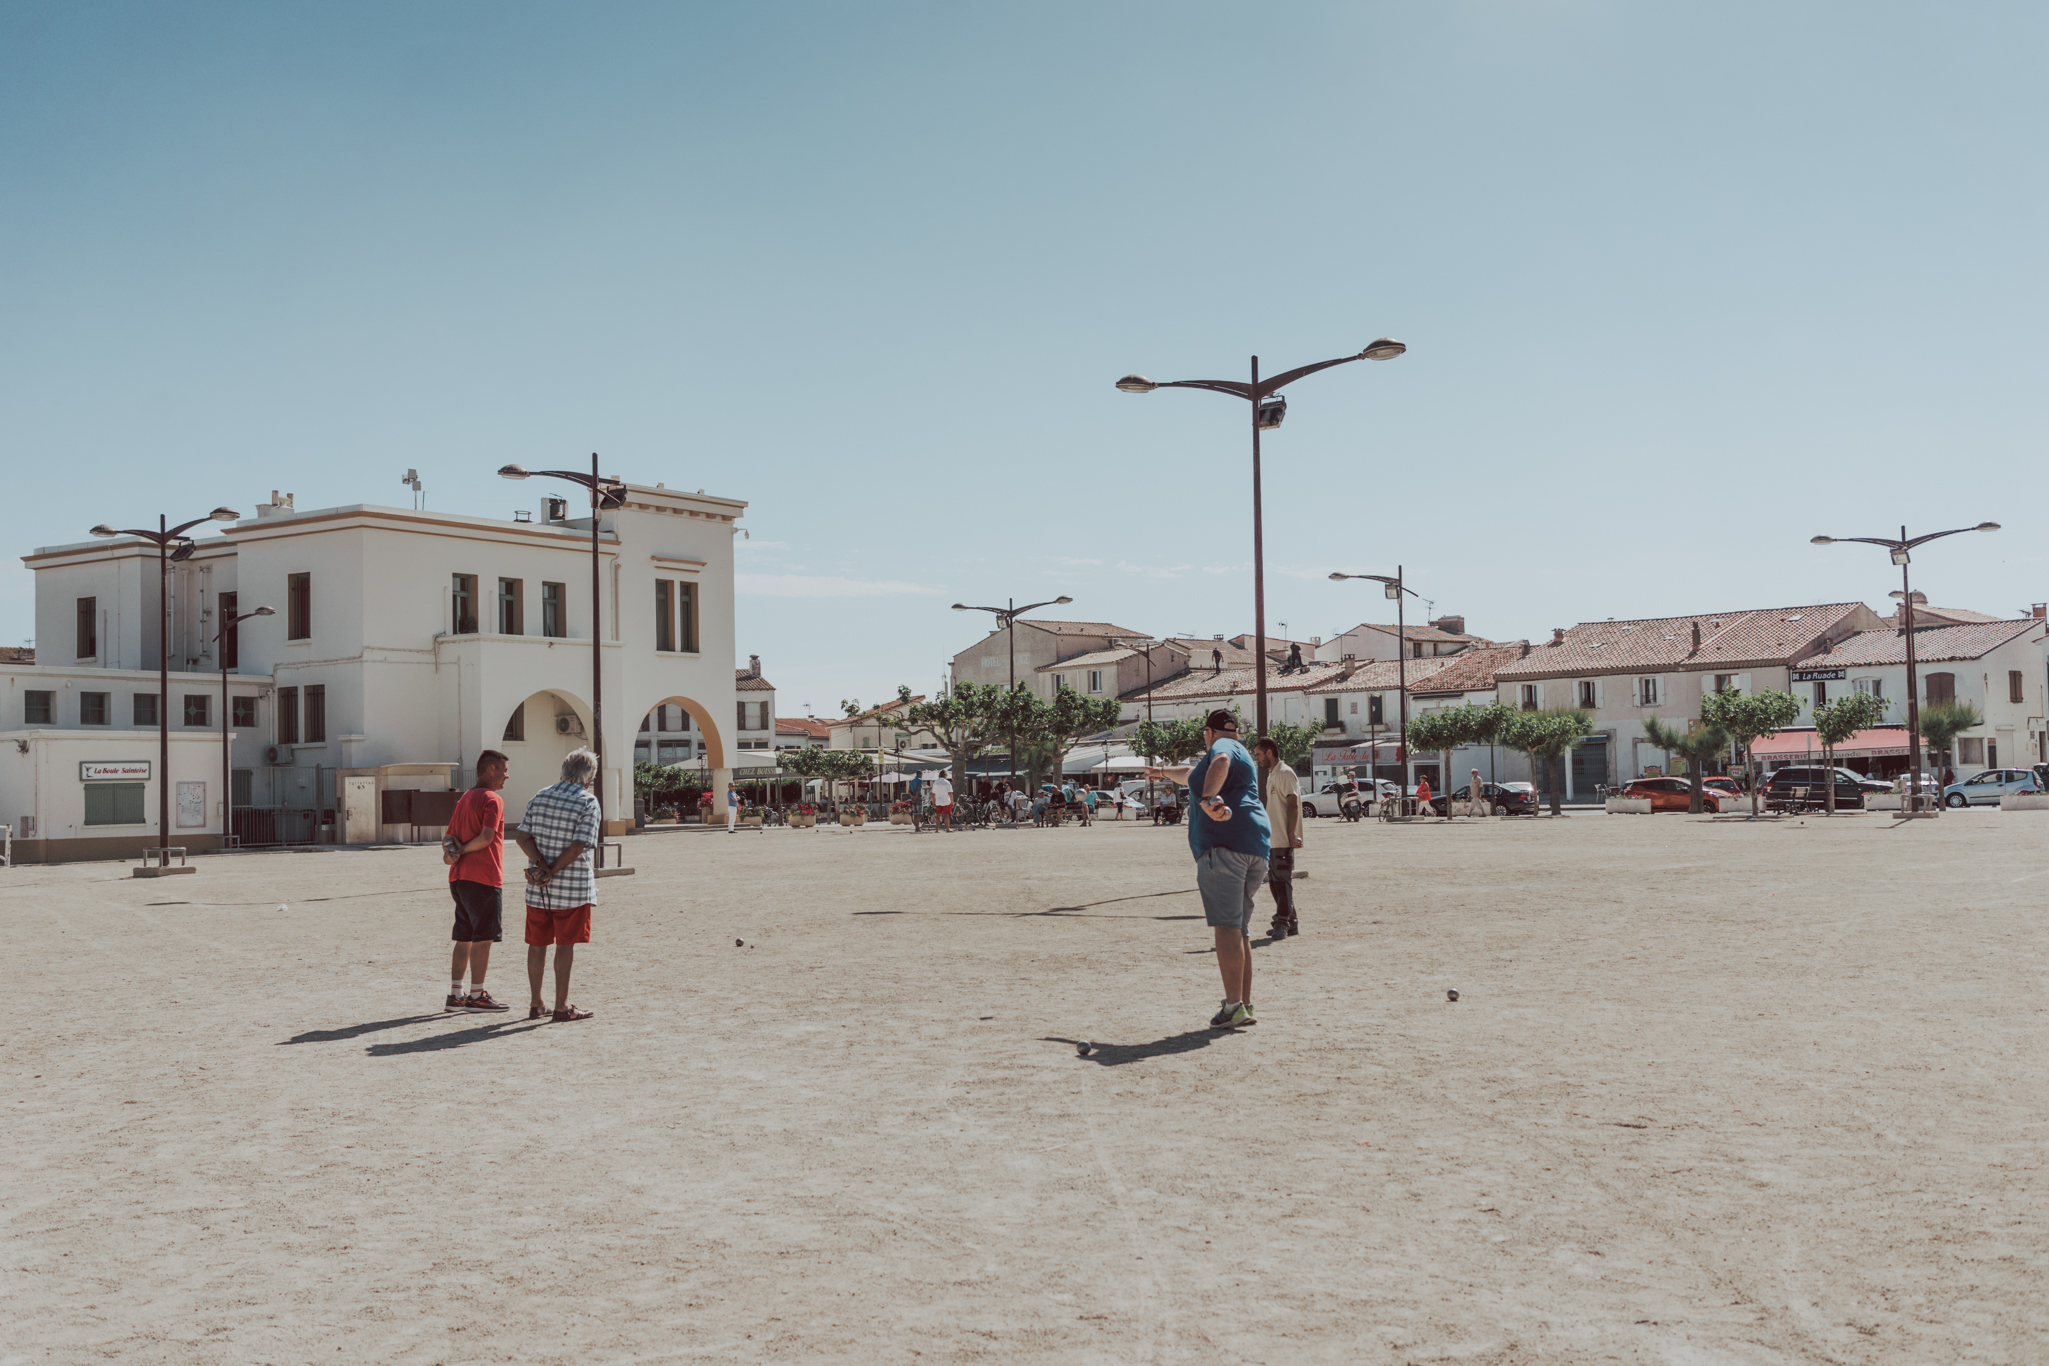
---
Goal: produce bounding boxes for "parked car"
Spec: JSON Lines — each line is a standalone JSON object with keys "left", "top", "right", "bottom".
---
{"left": 1619, "top": 777, "right": 1722, "bottom": 813}
{"left": 1701, "top": 776, "right": 1745, "bottom": 801}
{"left": 1303, "top": 777, "right": 1399, "bottom": 818}
{"left": 1941, "top": 768, "right": 2043, "bottom": 808}
{"left": 1761, "top": 765, "right": 1893, "bottom": 811}
{"left": 1423, "top": 782, "right": 1539, "bottom": 816}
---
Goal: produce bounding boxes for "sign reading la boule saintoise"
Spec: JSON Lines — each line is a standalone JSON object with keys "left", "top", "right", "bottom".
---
{"left": 80, "top": 760, "right": 151, "bottom": 782}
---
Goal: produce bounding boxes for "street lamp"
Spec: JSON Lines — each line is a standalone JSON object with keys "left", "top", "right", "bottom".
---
{"left": 501, "top": 457, "right": 629, "bottom": 858}
{"left": 1118, "top": 337, "right": 1406, "bottom": 737}
{"left": 1330, "top": 567, "right": 1418, "bottom": 800}
{"left": 1111, "top": 637, "right": 1165, "bottom": 809}
{"left": 1810, "top": 522, "right": 1999, "bottom": 813}
{"left": 211, "top": 604, "right": 274, "bottom": 846}
{"left": 952, "top": 595, "right": 1073, "bottom": 783}
{"left": 89, "top": 506, "right": 244, "bottom": 869}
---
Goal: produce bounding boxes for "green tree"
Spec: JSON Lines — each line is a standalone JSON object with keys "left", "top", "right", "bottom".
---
{"left": 1264, "top": 719, "right": 1320, "bottom": 770}
{"left": 1640, "top": 714, "right": 1732, "bottom": 814}
{"left": 1700, "top": 687, "right": 1803, "bottom": 815}
{"left": 632, "top": 760, "right": 707, "bottom": 812}
{"left": 1499, "top": 708, "right": 1595, "bottom": 816}
{"left": 1811, "top": 691, "right": 1887, "bottom": 813}
{"left": 1912, "top": 700, "right": 1984, "bottom": 781}
{"left": 881, "top": 682, "right": 1012, "bottom": 788}
{"left": 1012, "top": 685, "right": 1124, "bottom": 787}
{"left": 1131, "top": 716, "right": 1207, "bottom": 766}
{"left": 778, "top": 745, "right": 874, "bottom": 800}
{"left": 1405, "top": 705, "right": 1483, "bottom": 817}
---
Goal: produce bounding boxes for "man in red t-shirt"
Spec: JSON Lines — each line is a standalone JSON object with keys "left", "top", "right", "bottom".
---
{"left": 442, "top": 750, "right": 511, "bottom": 1012}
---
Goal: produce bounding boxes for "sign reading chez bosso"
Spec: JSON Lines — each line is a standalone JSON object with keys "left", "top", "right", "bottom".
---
{"left": 80, "top": 761, "right": 151, "bottom": 782}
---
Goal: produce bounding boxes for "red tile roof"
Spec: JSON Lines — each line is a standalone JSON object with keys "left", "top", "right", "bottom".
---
{"left": 1301, "top": 658, "right": 1454, "bottom": 694}
{"left": 776, "top": 716, "right": 832, "bottom": 739}
{"left": 736, "top": 667, "right": 775, "bottom": 692}
{"left": 1407, "top": 644, "right": 1531, "bottom": 696}
{"left": 1793, "top": 619, "right": 2041, "bottom": 668}
{"left": 1009, "top": 619, "right": 1153, "bottom": 640}
{"left": 1494, "top": 602, "right": 1875, "bottom": 679}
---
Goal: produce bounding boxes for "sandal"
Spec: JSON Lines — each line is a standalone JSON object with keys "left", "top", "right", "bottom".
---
{"left": 551, "top": 1005, "right": 594, "bottom": 1022}
{"left": 528, "top": 1004, "right": 548, "bottom": 1019}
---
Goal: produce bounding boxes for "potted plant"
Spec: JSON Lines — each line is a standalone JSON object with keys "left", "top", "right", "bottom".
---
{"left": 739, "top": 804, "right": 765, "bottom": 828}
{"left": 789, "top": 802, "right": 817, "bottom": 829}
{"left": 889, "top": 799, "right": 914, "bottom": 825}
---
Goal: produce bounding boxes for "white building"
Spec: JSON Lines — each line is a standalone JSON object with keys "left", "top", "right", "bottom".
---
{"left": 10, "top": 481, "right": 750, "bottom": 861}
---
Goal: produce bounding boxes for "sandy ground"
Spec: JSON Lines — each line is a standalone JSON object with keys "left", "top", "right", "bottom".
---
{"left": 4, "top": 808, "right": 2045, "bottom": 1365}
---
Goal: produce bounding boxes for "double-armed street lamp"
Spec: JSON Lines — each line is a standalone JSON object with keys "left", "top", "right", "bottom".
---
{"left": 1810, "top": 522, "right": 1999, "bottom": 814}
{"left": 212, "top": 604, "right": 274, "bottom": 845}
{"left": 89, "top": 507, "right": 244, "bottom": 869}
{"left": 951, "top": 595, "right": 1073, "bottom": 782}
{"left": 501, "top": 457, "right": 628, "bottom": 856}
{"left": 1329, "top": 567, "right": 1418, "bottom": 793}
{"left": 1117, "top": 337, "right": 1406, "bottom": 737}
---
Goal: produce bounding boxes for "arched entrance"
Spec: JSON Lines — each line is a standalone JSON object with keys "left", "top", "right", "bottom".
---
{"left": 496, "top": 689, "right": 595, "bottom": 824}
{"left": 633, "top": 696, "right": 727, "bottom": 770}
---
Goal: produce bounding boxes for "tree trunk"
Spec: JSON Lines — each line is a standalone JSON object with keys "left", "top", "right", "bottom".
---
{"left": 1444, "top": 749, "right": 1456, "bottom": 817}
{"left": 1748, "top": 752, "right": 1760, "bottom": 816}
{"left": 1824, "top": 744, "right": 1836, "bottom": 815}
{"left": 1547, "top": 752, "right": 1563, "bottom": 816}
{"left": 1688, "top": 756, "right": 1703, "bottom": 814}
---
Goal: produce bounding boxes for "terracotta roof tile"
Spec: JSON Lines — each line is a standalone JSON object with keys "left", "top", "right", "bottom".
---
{"left": 1406, "top": 644, "right": 1531, "bottom": 695}
{"left": 1301, "top": 658, "right": 1454, "bottom": 694}
{"left": 775, "top": 716, "right": 832, "bottom": 738}
{"left": 1794, "top": 619, "right": 2041, "bottom": 668}
{"left": 1494, "top": 602, "right": 1873, "bottom": 679}
{"left": 1036, "top": 648, "right": 1136, "bottom": 672}
{"left": 1010, "top": 619, "right": 1153, "bottom": 639}
{"left": 1124, "top": 660, "right": 1353, "bottom": 705}
{"left": 735, "top": 668, "right": 775, "bottom": 691}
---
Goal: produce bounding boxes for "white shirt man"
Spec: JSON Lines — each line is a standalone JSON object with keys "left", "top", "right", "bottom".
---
{"left": 931, "top": 773, "right": 955, "bottom": 830}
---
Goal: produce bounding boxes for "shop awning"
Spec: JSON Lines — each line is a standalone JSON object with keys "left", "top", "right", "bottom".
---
{"left": 1748, "top": 728, "right": 1911, "bottom": 760}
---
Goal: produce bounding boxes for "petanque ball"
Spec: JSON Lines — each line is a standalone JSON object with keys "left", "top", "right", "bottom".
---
{"left": 736, "top": 938, "right": 744, "bottom": 947}
{"left": 1447, "top": 989, "right": 1459, "bottom": 1002}
{"left": 1077, "top": 1041, "right": 1093, "bottom": 1057}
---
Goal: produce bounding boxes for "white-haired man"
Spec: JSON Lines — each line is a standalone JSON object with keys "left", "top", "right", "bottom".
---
{"left": 515, "top": 748, "right": 602, "bottom": 1022}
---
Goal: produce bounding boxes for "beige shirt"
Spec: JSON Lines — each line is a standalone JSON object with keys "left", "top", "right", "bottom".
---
{"left": 1266, "top": 765, "right": 1301, "bottom": 844}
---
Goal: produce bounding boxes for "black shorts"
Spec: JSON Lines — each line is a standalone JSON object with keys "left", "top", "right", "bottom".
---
{"left": 450, "top": 880, "right": 504, "bottom": 943}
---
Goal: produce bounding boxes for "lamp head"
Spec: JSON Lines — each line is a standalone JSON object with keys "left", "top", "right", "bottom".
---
{"left": 1360, "top": 338, "right": 1406, "bottom": 361}
{"left": 1328, "top": 572, "right": 1347, "bottom": 581}
{"left": 1810, "top": 536, "right": 1834, "bottom": 545}
{"left": 169, "top": 539, "right": 197, "bottom": 562}
{"left": 1384, "top": 583, "right": 1402, "bottom": 600}
{"left": 209, "top": 506, "right": 241, "bottom": 522}
{"left": 251, "top": 605, "right": 276, "bottom": 617}
{"left": 1055, "top": 595, "right": 1073, "bottom": 604}
{"left": 951, "top": 603, "right": 969, "bottom": 611}
{"left": 89, "top": 524, "right": 118, "bottom": 538}
{"left": 1977, "top": 521, "right": 2000, "bottom": 532}
{"left": 1891, "top": 548, "right": 1910, "bottom": 566}
{"left": 1114, "top": 375, "right": 1157, "bottom": 394}
{"left": 498, "top": 464, "right": 530, "bottom": 480}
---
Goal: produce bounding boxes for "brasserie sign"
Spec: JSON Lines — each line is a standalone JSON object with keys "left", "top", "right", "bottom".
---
{"left": 80, "top": 760, "right": 151, "bottom": 781}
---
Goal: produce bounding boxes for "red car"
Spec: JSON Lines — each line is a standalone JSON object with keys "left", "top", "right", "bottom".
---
{"left": 1621, "top": 777, "right": 1721, "bottom": 813}
{"left": 1701, "top": 776, "right": 1744, "bottom": 801}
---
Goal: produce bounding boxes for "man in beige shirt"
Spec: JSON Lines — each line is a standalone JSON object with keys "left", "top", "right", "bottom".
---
{"left": 1255, "top": 737, "right": 1303, "bottom": 939}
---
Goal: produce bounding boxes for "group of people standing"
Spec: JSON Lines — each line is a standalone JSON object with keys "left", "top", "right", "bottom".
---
{"left": 1145, "top": 708, "right": 1304, "bottom": 1033}
{"left": 442, "top": 747, "right": 602, "bottom": 1023}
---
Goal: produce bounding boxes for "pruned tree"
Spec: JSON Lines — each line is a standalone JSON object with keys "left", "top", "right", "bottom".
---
{"left": 1405, "top": 705, "right": 1483, "bottom": 816}
{"left": 1012, "top": 685, "right": 1124, "bottom": 787}
{"left": 1132, "top": 716, "right": 1208, "bottom": 766}
{"left": 1700, "top": 687, "right": 1803, "bottom": 815}
{"left": 1499, "top": 708, "right": 1594, "bottom": 816}
{"left": 1640, "top": 714, "right": 1732, "bottom": 814}
{"left": 1265, "top": 719, "right": 1321, "bottom": 771}
{"left": 1811, "top": 691, "right": 1887, "bottom": 813}
{"left": 881, "top": 682, "right": 1011, "bottom": 788}
{"left": 778, "top": 745, "right": 874, "bottom": 801}
{"left": 1912, "top": 700, "right": 1984, "bottom": 780}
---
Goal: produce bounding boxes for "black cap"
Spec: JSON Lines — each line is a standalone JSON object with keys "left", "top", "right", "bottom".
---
{"left": 1204, "top": 708, "right": 1237, "bottom": 732}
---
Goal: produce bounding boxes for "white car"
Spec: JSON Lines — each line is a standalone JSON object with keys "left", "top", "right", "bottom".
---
{"left": 1303, "top": 779, "right": 1399, "bottom": 818}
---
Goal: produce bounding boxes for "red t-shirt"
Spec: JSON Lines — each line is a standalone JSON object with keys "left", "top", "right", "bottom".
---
{"left": 447, "top": 787, "right": 505, "bottom": 888}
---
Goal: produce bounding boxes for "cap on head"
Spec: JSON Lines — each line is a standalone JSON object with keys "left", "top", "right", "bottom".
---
{"left": 1204, "top": 708, "right": 1237, "bottom": 732}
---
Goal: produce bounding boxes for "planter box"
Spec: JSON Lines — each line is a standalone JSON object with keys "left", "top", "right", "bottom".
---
{"left": 838, "top": 811, "right": 866, "bottom": 826}
{"left": 1866, "top": 793, "right": 1903, "bottom": 811}
{"left": 789, "top": 814, "right": 817, "bottom": 828}
{"left": 1605, "top": 798, "right": 1653, "bottom": 814}
{"left": 2001, "top": 793, "right": 2049, "bottom": 811}
{"left": 740, "top": 815, "right": 763, "bottom": 828}
{"left": 889, "top": 812, "right": 913, "bottom": 825}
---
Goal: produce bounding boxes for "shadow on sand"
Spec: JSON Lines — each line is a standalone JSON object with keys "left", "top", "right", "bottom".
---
{"left": 1042, "top": 1028, "right": 1243, "bottom": 1067}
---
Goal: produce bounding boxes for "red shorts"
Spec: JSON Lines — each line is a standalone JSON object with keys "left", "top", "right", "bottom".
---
{"left": 936, "top": 803, "right": 953, "bottom": 814}
{"left": 525, "top": 902, "right": 592, "bottom": 947}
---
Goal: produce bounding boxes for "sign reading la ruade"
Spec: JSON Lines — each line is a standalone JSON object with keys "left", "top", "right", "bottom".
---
{"left": 80, "top": 760, "right": 151, "bottom": 782}
{"left": 1791, "top": 667, "right": 1847, "bottom": 682}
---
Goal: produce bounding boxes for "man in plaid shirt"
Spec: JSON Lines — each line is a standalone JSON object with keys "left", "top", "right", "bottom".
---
{"left": 515, "top": 747, "right": 602, "bottom": 1022}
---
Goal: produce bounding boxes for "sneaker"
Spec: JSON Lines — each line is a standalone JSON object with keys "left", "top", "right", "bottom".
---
{"left": 444, "top": 993, "right": 465, "bottom": 1012}
{"left": 1208, "top": 1000, "right": 1236, "bottom": 1029}
{"left": 463, "top": 990, "right": 512, "bottom": 1013}
{"left": 1225, "top": 1002, "right": 1257, "bottom": 1029}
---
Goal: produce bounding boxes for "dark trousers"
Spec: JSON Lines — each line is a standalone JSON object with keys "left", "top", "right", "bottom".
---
{"left": 1266, "top": 846, "right": 1296, "bottom": 928}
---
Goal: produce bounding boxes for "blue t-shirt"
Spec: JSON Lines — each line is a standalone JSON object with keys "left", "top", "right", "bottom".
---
{"left": 1186, "top": 737, "right": 1271, "bottom": 860}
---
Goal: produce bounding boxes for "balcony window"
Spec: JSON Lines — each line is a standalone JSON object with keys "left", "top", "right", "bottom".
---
{"left": 541, "top": 582, "right": 565, "bottom": 638}
{"left": 498, "top": 578, "right": 523, "bottom": 635}
{"left": 1925, "top": 672, "right": 1956, "bottom": 705}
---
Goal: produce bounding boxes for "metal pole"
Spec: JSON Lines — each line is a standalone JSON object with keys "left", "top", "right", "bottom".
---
{"left": 158, "top": 515, "right": 169, "bottom": 864}
{"left": 590, "top": 451, "right": 605, "bottom": 861}
{"left": 1902, "top": 529, "right": 1925, "bottom": 815}
{"left": 1007, "top": 597, "right": 1016, "bottom": 784}
{"left": 1395, "top": 565, "right": 1408, "bottom": 800}
{"left": 221, "top": 634, "right": 230, "bottom": 851}
{"left": 1251, "top": 356, "right": 1267, "bottom": 740}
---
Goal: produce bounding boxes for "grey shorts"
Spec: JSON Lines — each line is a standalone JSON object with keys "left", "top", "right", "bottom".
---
{"left": 1196, "top": 847, "right": 1269, "bottom": 936}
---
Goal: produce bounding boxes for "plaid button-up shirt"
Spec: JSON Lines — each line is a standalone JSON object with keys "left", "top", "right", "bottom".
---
{"left": 518, "top": 780, "right": 601, "bottom": 910}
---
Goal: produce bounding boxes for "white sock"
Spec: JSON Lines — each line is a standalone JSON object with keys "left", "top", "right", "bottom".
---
{"left": 470, "top": 981, "right": 485, "bottom": 994}
{"left": 451, "top": 980, "right": 464, "bottom": 996}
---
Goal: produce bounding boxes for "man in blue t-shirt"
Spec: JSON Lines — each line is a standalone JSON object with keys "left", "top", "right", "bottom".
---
{"left": 1146, "top": 708, "right": 1271, "bottom": 1031}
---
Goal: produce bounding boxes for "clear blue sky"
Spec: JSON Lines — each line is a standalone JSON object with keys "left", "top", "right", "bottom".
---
{"left": 5, "top": 3, "right": 2044, "bottom": 712}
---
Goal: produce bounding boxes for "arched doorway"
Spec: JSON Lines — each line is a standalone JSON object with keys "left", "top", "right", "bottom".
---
{"left": 496, "top": 689, "right": 595, "bottom": 824}
{"left": 633, "top": 696, "right": 726, "bottom": 770}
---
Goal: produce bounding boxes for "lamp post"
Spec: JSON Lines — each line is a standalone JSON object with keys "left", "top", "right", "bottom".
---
{"left": 88, "top": 507, "right": 244, "bottom": 867}
{"left": 1330, "top": 567, "right": 1418, "bottom": 800}
{"left": 1811, "top": 522, "right": 1999, "bottom": 814}
{"left": 1117, "top": 337, "right": 1405, "bottom": 737}
{"left": 951, "top": 595, "right": 1073, "bottom": 783}
{"left": 501, "top": 456, "right": 628, "bottom": 858}
{"left": 1111, "top": 637, "right": 1164, "bottom": 809}
{"left": 211, "top": 604, "right": 274, "bottom": 847}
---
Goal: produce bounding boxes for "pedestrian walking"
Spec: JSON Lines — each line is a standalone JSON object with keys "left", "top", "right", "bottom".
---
{"left": 726, "top": 780, "right": 740, "bottom": 833}
{"left": 1471, "top": 768, "right": 1485, "bottom": 816}
{"left": 516, "top": 748, "right": 602, "bottom": 1022}
{"left": 1145, "top": 708, "right": 1271, "bottom": 1031}
{"left": 1254, "top": 737, "right": 1302, "bottom": 939}
{"left": 1416, "top": 773, "right": 1432, "bottom": 815}
{"left": 442, "top": 749, "right": 513, "bottom": 1012}
{"left": 931, "top": 770, "right": 954, "bottom": 831}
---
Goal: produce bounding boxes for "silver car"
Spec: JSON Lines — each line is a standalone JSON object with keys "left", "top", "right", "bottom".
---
{"left": 1941, "top": 768, "right": 2042, "bottom": 808}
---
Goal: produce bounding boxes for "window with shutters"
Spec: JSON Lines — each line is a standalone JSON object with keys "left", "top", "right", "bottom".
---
{"left": 1518, "top": 685, "right": 1537, "bottom": 711}
{"left": 1713, "top": 674, "right": 1736, "bottom": 694}
{"left": 1578, "top": 680, "right": 1599, "bottom": 709}
{"left": 1854, "top": 677, "right": 1882, "bottom": 700}
{"left": 1812, "top": 681, "right": 1827, "bottom": 707}
{"left": 1324, "top": 697, "right": 1340, "bottom": 727}
{"left": 287, "top": 573, "right": 311, "bottom": 640}
{"left": 2011, "top": 670, "right": 2025, "bottom": 704}
{"left": 278, "top": 687, "right": 299, "bottom": 744}
{"left": 1925, "top": 672, "right": 1956, "bottom": 705}
{"left": 1637, "top": 677, "right": 1660, "bottom": 707}
{"left": 84, "top": 783, "right": 146, "bottom": 826}
{"left": 304, "top": 685, "right": 326, "bottom": 743}
{"left": 1369, "top": 694, "right": 1386, "bottom": 723}
{"left": 77, "top": 597, "right": 97, "bottom": 659}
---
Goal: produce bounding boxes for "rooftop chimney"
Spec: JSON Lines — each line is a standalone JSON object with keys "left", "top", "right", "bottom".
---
{"left": 1551, "top": 627, "right": 1567, "bottom": 645}
{"left": 748, "top": 653, "right": 761, "bottom": 677}
{"left": 1430, "top": 615, "right": 1465, "bottom": 636}
{"left": 2035, "top": 604, "right": 2047, "bottom": 621}
{"left": 254, "top": 490, "right": 296, "bottom": 520}
{"left": 1691, "top": 621, "right": 1701, "bottom": 653}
